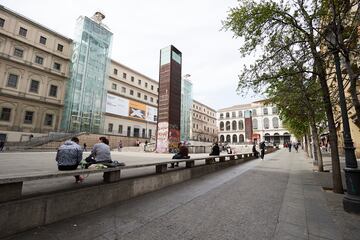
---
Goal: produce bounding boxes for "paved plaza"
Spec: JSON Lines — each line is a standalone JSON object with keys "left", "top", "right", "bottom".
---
{"left": 1, "top": 149, "right": 359, "bottom": 240}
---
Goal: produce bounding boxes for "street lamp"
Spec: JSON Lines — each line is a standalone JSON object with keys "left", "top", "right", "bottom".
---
{"left": 325, "top": 22, "right": 360, "bottom": 213}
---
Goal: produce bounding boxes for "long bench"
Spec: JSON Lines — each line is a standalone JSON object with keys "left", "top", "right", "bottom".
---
{"left": 0, "top": 153, "right": 254, "bottom": 203}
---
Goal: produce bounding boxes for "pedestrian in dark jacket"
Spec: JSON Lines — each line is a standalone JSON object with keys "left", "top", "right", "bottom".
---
{"left": 0, "top": 140, "right": 4, "bottom": 152}
{"left": 252, "top": 143, "right": 259, "bottom": 158}
{"left": 56, "top": 137, "right": 83, "bottom": 182}
{"left": 259, "top": 141, "right": 266, "bottom": 160}
{"left": 210, "top": 143, "right": 220, "bottom": 156}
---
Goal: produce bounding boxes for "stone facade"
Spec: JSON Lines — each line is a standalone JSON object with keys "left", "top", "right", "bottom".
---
{"left": 0, "top": 5, "right": 72, "bottom": 142}
{"left": 191, "top": 100, "right": 217, "bottom": 142}
{"left": 218, "top": 100, "right": 295, "bottom": 145}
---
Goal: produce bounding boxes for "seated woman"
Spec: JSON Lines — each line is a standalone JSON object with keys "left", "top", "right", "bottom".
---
{"left": 85, "top": 137, "right": 112, "bottom": 166}
{"left": 209, "top": 143, "right": 220, "bottom": 156}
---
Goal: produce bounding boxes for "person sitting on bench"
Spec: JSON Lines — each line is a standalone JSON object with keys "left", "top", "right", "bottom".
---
{"left": 170, "top": 142, "right": 190, "bottom": 168}
{"left": 85, "top": 137, "right": 112, "bottom": 166}
{"left": 209, "top": 143, "right": 220, "bottom": 156}
{"left": 56, "top": 137, "right": 83, "bottom": 183}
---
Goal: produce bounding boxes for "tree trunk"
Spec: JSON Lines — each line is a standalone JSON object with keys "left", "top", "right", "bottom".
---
{"left": 304, "top": 134, "right": 309, "bottom": 157}
{"left": 308, "top": 128, "right": 314, "bottom": 159}
{"left": 311, "top": 122, "right": 323, "bottom": 172}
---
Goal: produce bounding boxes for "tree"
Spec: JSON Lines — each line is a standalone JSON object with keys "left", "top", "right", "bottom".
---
{"left": 223, "top": 0, "right": 344, "bottom": 193}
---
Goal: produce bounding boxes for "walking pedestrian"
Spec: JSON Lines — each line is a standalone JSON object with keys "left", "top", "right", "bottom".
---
{"left": 259, "top": 141, "right": 266, "bottom": 160}
{"left": 83, "top": 143, "right": 87, "bottom": 152}
{"left": 288, "top": 142, "right": 292, "bottom": 152}
{"left": 252, "top": 142, "right": 259, "bottom": 158}
{"left": 0, "top": 140, "right": 4, "bottom": 152}
{"left": 118, "top": 140, "right": 123, "bottom": 152}
{"left": 294, "top": 143, "right": 299, "bottom": 152}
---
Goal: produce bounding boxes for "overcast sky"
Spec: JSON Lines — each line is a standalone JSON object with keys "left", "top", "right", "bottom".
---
{"left": 0, "top": 0, "right": 263, "bottom": 110}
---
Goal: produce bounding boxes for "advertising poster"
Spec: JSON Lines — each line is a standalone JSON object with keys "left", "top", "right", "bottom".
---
{"left": 156, "top": 122, "right": 169, "bottom": 153}
{"left": 146, "top": 106, "right": 158, "bottom": 122}
{"left": 106, "top": 94, "right": 129, "bottom": 117}
{"left": 129, "top": 100, "right": 146, "bottom": 120}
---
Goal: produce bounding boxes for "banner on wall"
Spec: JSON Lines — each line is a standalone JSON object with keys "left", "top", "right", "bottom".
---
{"left": 129, "top": 100, "right": 146, "bottom": 120}
{"left": 106, "top": 94, "right": 158, "bottom": 121}
{"left": 106, "top": 94, "right": 129, "bottom": 116}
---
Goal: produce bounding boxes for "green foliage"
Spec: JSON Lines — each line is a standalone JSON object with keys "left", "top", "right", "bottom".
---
{"left": 223, "top": 0, "right": 330, "bottom": 137}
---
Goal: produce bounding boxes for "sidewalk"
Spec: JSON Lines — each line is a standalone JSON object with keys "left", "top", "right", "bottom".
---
{"left": 2, "top": 149, "right": 359, "bottom": 240}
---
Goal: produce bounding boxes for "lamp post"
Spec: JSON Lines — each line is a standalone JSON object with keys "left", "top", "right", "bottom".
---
{"left": 325, "top": 22, "right": 360, "bottom": 213}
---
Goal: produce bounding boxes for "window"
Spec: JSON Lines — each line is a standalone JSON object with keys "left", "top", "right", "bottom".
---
{"left": 150, "top": 97, "right": 153, "bottom": 102}
{"left": 226, "top": 112, "right": 230, "bottom": 118}
{"left": 0, "top": 108, "right": 11, "bottom": 121}
{"left": 238, "top": 111, "right": 243, "bottom": 117}
{"left": 13, "top": 48, "right": 23, "bottom": 58}
{"left": 272, "top": 107, "right": 278, "bottom": 114}
{"left": 7, "top": 74, "right": 18, "bottom": 88}
{"left": 232, "top": 112, "right": 236, "bottom": 118}
{"left": 57, "top": 44, "right": 63, "bottom": 52}
{"left": 49, "top": 85, "right": 58, "bottom": 97}
{"left": 252, "top": 109, "right": 257, "bottom": 116}
{"left": 149, "top": 129, "right": 152, "bottom": 138}
{"left": 19, "top": 27, "right": 27, "bottom": 37}
{"left": 29, "top": 80, "right": 39, "bottom": 93}
{"left": 253, "top": 119, "right": 258, "bottom": 129}
{"left": 111, "top": 83, "right": 117, "bottom": 90}
{"left": 220, "top": 113, "right": 224, "bottom": 119}
{"left": 53, "top": 62, "right": 61, "bottom": 71}
{"left": 273, "top": 117, "right": 279, "bottom": 128}
{"left": 137, "top": 92, "right": 141, "bottom": 98}
{"left": 131, "top": 76, "right": 134, "bottom": 82}
{"left": 0, "top": 18, "right": 5, "bottom": 28}
{"left": 35, "top": 56, "right": 44, "bottom": 65}
{"left": 145, "top": 82, "right": 148, "bottom": 88}
{"left": 121, "top": 87, "right": 126, "bottom": 93}
{"left": 264, "top": 118, "right": 270, "bottom": 129}
{"left": 144, "top": 95, "right": 148, "bottom": 100}
{"left": 226, "top": 121, "right": 231, "bottom": 131}
{"left": 263, "top": 108, "right": 268, "bottom": 115}
{"left": 108, "top": 123, "right": 113, "bottom": 132}
{"left": 44, "top": 114, "right": 53, "bottom": 126}
{"left": 39, "top": 36, "right": 47, "bottom": 45}
{"left": 238, "top": 120, "right": 244, "bottom": 130}
{"left": 138, "top": 79, "right": 141, "bottom": 85}
{"left": 127, "top": 126, "right": 131, "bottom": 137}
{"left": 24, "top": 111, "right": 34, "bottom": 124}
{"left": 114, "top": 68, "right": 118, "bottom": 75}
{"left": 123, "top": 72, "right": 127, "bottom": 79}
{"left": 151, "top": 85, "right": 154, "bottom": 90}
{"left": 130, "top": 90, "right": 134, "bottom": 95}
{"left": 232, "top": 121, "right": 237, "bottom": 131}
{"left": 118, "top": 125, "right": 123, "bottom": 134}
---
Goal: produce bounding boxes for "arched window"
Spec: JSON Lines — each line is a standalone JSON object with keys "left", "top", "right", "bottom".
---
{"left": 239, "top": 134, "right": 244, "bottom": 142}
{"left": 226, "top": 121, "right": 230, "bottom": 131}
{"left": 220, "top": 135, "right": 225, "bottom": 142}
{"left": 220, "top": 113, "right": 224, "bottom": 119}
{"left": 232, "top": 112, "right": 236, "bottom": 118}
{"left": 238, "top": 120, "right": 244, "bottom": 130}
{"left": 238, "top": 111, "right": 243, "bottom": 117}
{"left": 264, "top": 133, "right": 270, "bottom": 142}
{"left": 226, "top": 135, "right": 231, "bottom": 143}
{"left": 220, "top": 122, "right": 224, "bottom": 131}
{"left": 264, "top": 118, "right": 269, "bottom": 129}
{"left": 272, "top": 117, "right": 279, "bottom": 128}
{"left": 263, "top": 108, "right": 268, "bottom": 115}
{"left": 232, "top": 134, "right": 237, "bottom": 143}
{"left": 252, "top": 109, "right": 257, "bottom": 116}
{"left": 226, "top": 112, "right": 230, "bottom": 118}
{"left": 272, "top": 107, "right": 278, "bottom": 114}
{"left": 232, "top": 120, "right": 237, "bottom": 131}
{"left": 253, "top": 119, "right": 258, "bottom": 129}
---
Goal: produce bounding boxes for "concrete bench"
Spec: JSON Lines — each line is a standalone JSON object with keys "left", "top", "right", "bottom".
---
{"left": 0, "top": 153, "right": 253, "bottom": 203}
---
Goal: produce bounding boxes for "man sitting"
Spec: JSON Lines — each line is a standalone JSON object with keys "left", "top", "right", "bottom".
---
{"left": 170, "top": 142, "right": 190, "bottom": 168}
{"left": 210, "top": 143, "right": 220, "bottom": 156}
{"left": 56, "top": 137, "right": 83, "bottom": 183}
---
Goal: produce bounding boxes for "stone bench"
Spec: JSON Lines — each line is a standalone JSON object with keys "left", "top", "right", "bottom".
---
{"left": 0, "top": 153, "right": 253, "bottom": 203}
